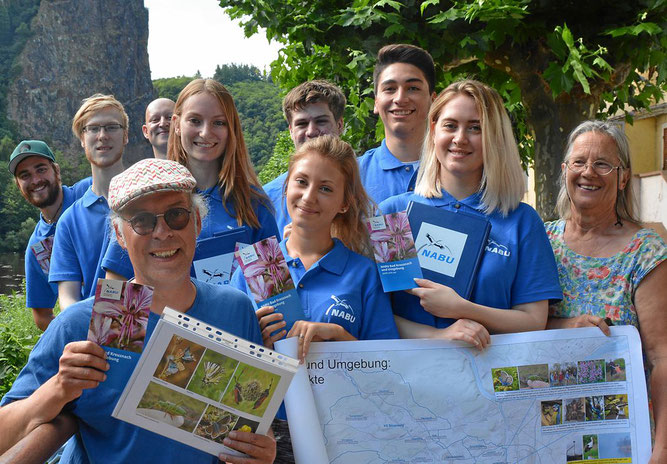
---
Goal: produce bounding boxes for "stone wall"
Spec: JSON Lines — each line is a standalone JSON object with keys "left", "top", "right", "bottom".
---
{"left": 7, "top": 0, "right": 155, "bottom": 166}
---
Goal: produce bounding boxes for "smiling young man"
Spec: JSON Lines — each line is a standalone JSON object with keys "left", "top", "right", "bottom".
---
{"left": 357, "top": 44, "right": 436, "bottom": 204}
{"left": 142, "top": 97, "right": 175, "bottom": 159}
{"left": 48, "top": 94, "right": 127, "bottom": 309}
{"left": 0, "top": 159, "right": 275, "bottom": 463}
{"left": 263, "top": 80, "right": 346, "bottom": 233}
{"left": 9, "top": 140, "right": 92, "bottom": 330}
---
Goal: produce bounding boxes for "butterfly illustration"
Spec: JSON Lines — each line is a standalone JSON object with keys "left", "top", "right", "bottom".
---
{"left": 159, "top": 346, "right": 197, "bottom": 379}
{"left": 201, "top": 362, "right": 226, "bottom": 386}
{"left": 498, "top": 370, "right": 514, "bottom": 386}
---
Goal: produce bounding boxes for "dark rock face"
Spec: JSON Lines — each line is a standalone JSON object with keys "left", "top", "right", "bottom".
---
{"left": 7, "top": 0, "right": 155, "bottom": 166}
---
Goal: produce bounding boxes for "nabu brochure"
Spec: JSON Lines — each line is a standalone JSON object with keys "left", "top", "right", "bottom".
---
{"left": 112, "top": 307, "right": 299, "bottom": 457}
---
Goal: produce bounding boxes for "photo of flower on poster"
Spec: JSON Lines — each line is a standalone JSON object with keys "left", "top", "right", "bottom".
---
{"left": 235, "top": 237, "right": 295, "bottom": 304}
{"left": 367, "top": 212, "right": 418, "bottom": 264}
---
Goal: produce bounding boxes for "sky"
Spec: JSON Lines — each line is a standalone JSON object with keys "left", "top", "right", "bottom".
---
{"left": 144, "top": 0, "right": 282, "bottom": 80}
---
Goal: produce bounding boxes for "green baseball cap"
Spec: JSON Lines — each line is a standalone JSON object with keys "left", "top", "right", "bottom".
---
{"left": 9, "top": 140, "right": 56, "bottom": 175}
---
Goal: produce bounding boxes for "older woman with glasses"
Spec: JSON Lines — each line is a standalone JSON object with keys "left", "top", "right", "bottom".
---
{"left": 545, "top": 120, "right": 666, "bottom": 462}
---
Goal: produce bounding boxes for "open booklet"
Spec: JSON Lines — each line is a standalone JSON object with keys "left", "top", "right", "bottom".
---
{"left": 112, "top": 307, "right": 299, "bottom": 458}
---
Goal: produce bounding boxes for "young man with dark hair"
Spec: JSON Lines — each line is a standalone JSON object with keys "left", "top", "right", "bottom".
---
{"left": 263, "top": 80, "right": 346, "bottom": 233}
{"left": 48, "top": 94, "right": 127, "bottom": 309}
{"left": 9, "top": 140, "right": 91, "bottom": 330}
{"left": 358, "top": 43, "right": 436, "bottom": 204}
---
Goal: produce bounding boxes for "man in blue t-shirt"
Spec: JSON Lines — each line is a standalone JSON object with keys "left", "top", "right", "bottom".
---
{"left": 263, "top": 80, "right": 346, "bottom": 234}
{"left": 0, "top": 159, "right": 276, "bottom": 463}
{"left": 48, "top": 94, "right": 127, "bottom": 309}
{"left": 9, "top": 140, "right": 91, "bottom": 330}
{"left": 357, "top": 44, "right": 436, "bottom": 205}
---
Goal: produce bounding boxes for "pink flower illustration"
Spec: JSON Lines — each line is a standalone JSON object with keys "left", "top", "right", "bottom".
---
{"left": 88, "top": 313, "right": 114, "bottom": 346}
{"left": 369, "top": 212, "right": 416, "bottom": 262}
{"left": 94, "top": 283, "right": 151, "bottom": 351}
{"left": 373, "top": 241, "right": 392, "bottom": 263}
{"left": 240, "top": 237, "right": 294, "bottom": 300}
{"left": 247, "top": 275, "right": 272, "bottom": 303}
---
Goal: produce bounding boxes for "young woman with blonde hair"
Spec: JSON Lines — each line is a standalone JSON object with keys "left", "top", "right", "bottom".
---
{"left": 380, "top": 79, "right": 562, "bottom": 347}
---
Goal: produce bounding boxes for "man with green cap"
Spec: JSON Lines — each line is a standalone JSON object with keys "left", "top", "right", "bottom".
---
{"left": 9, "top": 140, "right": 91, "bottom": 330}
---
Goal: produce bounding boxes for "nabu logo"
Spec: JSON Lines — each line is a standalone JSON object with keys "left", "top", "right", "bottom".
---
{"left": 417, "top": 233, "right": 455, "bottom": 264}
{"left": 325, "top": 295, "right": 356, "bottom": 323}
{"left": 485, "top": 239, "right": 510, "bottom": 257}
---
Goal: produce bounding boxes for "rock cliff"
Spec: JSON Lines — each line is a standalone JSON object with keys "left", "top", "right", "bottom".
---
{"left": 7, "top": 0, "right": 155, "bottom": 165}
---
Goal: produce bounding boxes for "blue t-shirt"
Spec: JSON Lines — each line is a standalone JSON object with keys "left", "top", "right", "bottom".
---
{"left": 102, "top": 185, "right": 280, "bottom": 279}
{"left": 357, "top": 139, "right": 419, "bottom": 205}
{"left": 48, "top": 186, "right": 111, "bottom": 300}
{"left": 379, "top": 191, "right": 562, "bottom": 328}
{"left": 24, "top": 178, "right": 92, "bottom": 309}
{"left": 232, "top": 238, "right": 399, "bottom": 341}
{"left": 1, "top": 279, "right": 262, "bottom": 464}
{"left": 262, "top": 172, "right": 289, "bottom": 236}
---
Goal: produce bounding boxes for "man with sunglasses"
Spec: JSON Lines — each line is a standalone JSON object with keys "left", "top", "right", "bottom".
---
{"left": 0, "top": 159, "right": 276, "bottom": 463}
{"left": 48, "top": 94, "right": 127, "bottom": 309}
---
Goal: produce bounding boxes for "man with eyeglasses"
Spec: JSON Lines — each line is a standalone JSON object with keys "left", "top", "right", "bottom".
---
{"left": 49, "top": 94, "right": 127, "bottom": 309}
{"left": 143, "top": 97, "right": 175, "bottom": 159}
{"left": 0, "top": 159, "right": 276, "bottom": 463}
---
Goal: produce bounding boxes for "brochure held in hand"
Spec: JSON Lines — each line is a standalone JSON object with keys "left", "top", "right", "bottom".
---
{"left": 112, "top": 307, "right": 299, "bottom": 458}
{"left": 406, "top": 201, "right": 491, "bottom": 299}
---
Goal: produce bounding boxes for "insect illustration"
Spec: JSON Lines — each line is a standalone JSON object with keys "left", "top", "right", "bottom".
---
{"left": 233, "top": 368, "right": 245, "bottom": 404}
{"left": 159, "top": 346, "right": 197, "bottom": 379}
{"left": 196, "top": 407, "right": 235, "bottom": 441}
{"left": 152, "top": 400, "right": 186, "bottom": 420}
{"left": 498, "top": 370, "right": 514, "bottom": 386}
{"left": 253, "top": 379, "right": 273, "bottom": 410}
{"left": 201, "top": 362, "right": 226, "bottom": 386}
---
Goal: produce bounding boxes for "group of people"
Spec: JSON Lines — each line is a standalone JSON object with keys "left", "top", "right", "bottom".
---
{"left": 0, "top": 42, "right": 665, "bottom": 463}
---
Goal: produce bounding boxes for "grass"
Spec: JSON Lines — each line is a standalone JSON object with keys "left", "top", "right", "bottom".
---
{"left": 0, "top": 282, "right": 58, "bottom": 398}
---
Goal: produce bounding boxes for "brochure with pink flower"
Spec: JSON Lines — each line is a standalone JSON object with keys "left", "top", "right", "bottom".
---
{"left": 88, "top": 278, "right": 153, "bottom": 390}
{"left": 31, "top": 235, "right": 54, "bottom": 275}
{"left": 234, "top": 236, "right": 305, "bottom": 335}
{"left": 366, "top": 211, "right": 423, "bottom": 292}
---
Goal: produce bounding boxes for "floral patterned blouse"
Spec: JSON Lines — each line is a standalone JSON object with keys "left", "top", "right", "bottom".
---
{"left": 545, "top": 220, "right": 666, "bottom": 329}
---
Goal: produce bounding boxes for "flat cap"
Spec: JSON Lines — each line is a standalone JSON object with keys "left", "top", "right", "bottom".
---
{"left": 108, "top": 158, "right": 196, "bottom": 211}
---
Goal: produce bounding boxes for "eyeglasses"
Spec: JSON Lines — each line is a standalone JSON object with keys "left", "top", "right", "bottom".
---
{"left": 83, "top": 124, "right": 124, "bottom": 134}
{"left": 123, "top": 207, "right": 191, "bottom": 235}
{"left": 566, "top": 160, "right": 623, "bottom": 176}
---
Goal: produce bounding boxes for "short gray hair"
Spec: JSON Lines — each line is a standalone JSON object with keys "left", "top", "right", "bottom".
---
{"left": 110, "top": 192, "right": 208, "bottom": 242}
{"left": 555, "top": 120, "right": 637, "bottom": 224}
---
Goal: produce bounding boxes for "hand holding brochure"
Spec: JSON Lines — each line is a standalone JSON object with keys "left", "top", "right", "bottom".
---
{"left": 235, "top": 236, "right": 305, "bottom": 335}
{"left": 113, "top": 307, "right": 299, "bottom": 458}
{"left": 88, "top": 279, "right": 153, "bottom": 390}
{"left": 406, "top": 201, "right": 491, "bottom": 299}
{"left": 365, "top": 211, "right": 422, "bottom": 292}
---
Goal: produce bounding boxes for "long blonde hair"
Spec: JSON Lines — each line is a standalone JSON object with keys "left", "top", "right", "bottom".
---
{"left": 287, "top": 135, "right": 374, "bottom": 257}
{"left": 415, "top": 79, "right": 525, "bottom": 216}
{"left": 168, "top": 79, "right": 268, "bottom": 228}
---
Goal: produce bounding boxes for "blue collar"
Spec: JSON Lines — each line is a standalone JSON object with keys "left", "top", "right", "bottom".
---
{"left": 424, "top": 190, "right": 485, "bottom": 213}
{"left": 281, "top": 238, "right": 349, "bottom": 276}
{"left": 81, "top": 185, "right": 106, "bottom": 208}
{"left": 378, "top": 139, "right": 410, "bottom": 171}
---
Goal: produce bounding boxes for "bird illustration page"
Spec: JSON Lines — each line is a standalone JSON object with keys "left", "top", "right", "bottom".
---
{"left": 113, "top": 307, "right": 299, "bottom": 458}
{"left": 277, "top": 326, "right": 651, "bottom": 463}
{"left": 87, "top": 279, "right": 153, "bottom": 390}
{"left": 191, "top": 227, "right": 250, "bottom": 286}
{"left": 365, "top": 211, "right": 423, "bottom": 292}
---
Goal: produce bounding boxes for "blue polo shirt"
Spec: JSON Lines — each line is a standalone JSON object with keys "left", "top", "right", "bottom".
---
{"left": 232, "top": 238, "right": 399, "bottom": 341}
{"left": 48, "top": 186, "right": 111, "bottom": 300}
{"left": 1, "top": 279, "right": 262, "bottom": 464}
{"left": 357, "top": 139, "right": 419, "bottom": 205}
{"left": 24, "top": 179, "right": 92, "bottom": 309}
{"left": 102, "top": 185, "right": 280, "bottom": 279}
{"left": 379, "top": 191, "right": 562, "bottom": 328}
{"left": 262, "top": 172, "right": 289, "bottom": 235}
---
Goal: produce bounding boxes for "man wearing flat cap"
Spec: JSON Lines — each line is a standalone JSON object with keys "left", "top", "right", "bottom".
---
{"left": 9, "top": 140, "right": 91, "bottom": 330}
{"left": 0, "top": 159, "right": 276, "bottom": 463}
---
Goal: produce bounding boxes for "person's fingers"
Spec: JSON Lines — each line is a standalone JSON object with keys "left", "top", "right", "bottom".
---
{"left": 255, "top": 306, "right": 276, "bottom": 319}
{"left": 267, "top": 330, "right": 287, "bottom": 346}
{"left": 260, "top": 317, "right": 285, "bottom": 335}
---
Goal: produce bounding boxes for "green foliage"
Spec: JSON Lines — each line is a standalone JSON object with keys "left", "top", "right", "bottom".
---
{"left": 0, "top": 285, "right": 42, "bottom": 398}
{"left": 258, "top": 130, "right": 294, "bottom": 184}
{"left": 152, "top": 72, "right": 286, "bottom": 172}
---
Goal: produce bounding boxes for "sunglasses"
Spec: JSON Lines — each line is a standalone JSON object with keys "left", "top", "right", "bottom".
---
{"left": 123, "top": 207, "right": 192, "bottom": 235}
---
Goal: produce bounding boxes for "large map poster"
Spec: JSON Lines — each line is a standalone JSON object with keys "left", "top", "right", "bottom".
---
{"left": 276, "top": 326, "right": 651, "bottom": 463}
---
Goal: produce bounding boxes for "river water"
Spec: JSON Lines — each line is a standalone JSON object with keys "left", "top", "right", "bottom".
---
{"left": 0, "top": 252, "right": 25, "bottom": 295}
